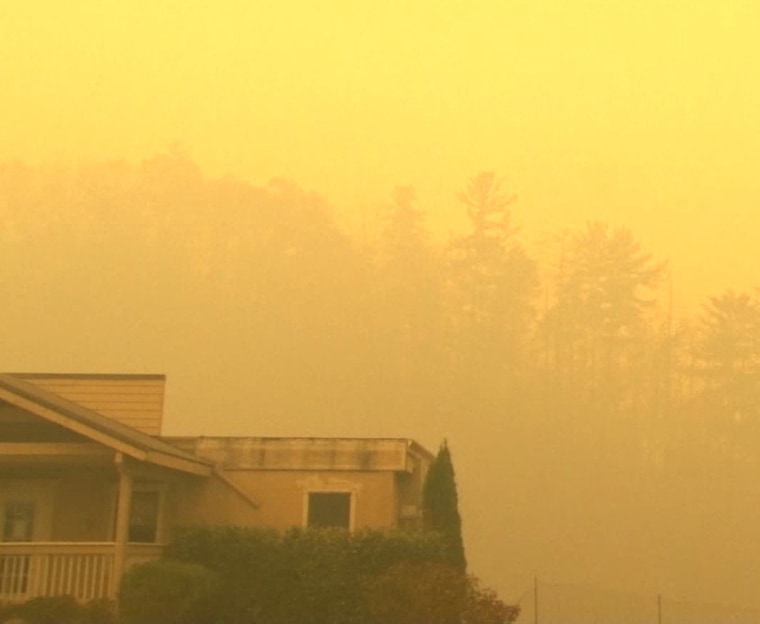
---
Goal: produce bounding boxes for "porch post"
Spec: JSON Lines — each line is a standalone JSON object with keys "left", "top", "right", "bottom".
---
{"left": 111, "top": 452, "right": 133, "bottom": 596}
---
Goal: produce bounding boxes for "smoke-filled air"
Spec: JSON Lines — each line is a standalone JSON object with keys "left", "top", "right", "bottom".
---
{"left": 3, "top": 1, "right": 760, "bottom": 621}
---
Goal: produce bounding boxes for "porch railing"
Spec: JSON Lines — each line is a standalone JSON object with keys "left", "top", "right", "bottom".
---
{"left": 0, "top": 542, "right": 164, "bottom": 602}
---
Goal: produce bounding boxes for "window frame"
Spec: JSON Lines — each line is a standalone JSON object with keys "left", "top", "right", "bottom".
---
{"left": 0, "top": 479, "right": 54, "bottom": 542}
{"left": 299, "top": 476, "right": 361, "bottom": 532}
{"left": 2, "top": 500, "right": 36, "bottom": 542}
{"left": 127, "top": 483, "right": 167, "bottom": 544}
{"left": 305, "top": 491, "right": 353, "bottom": 530}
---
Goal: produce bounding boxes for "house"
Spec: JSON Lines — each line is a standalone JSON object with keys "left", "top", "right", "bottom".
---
{"left": 0, "top": 373, "right": 433, "bottom": 603}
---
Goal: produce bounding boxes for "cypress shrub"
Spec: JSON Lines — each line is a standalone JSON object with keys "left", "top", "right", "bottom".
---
{"left": 422, "top": 440, "right": 467, "bottom": 570}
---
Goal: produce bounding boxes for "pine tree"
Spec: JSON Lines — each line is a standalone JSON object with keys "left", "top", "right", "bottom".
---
{"left": 422, "top": 440, "right": 467, "bottom": 571}
{"left": 445, "top": 172, "right": 537, "bottom": 396}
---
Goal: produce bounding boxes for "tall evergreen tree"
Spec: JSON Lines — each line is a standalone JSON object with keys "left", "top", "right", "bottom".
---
{"left": 370, "top": 186, "right": 444, "bottom": 423}
{"left": 422, "top": 440, "right": 467, "bottom": 571}
{"left": 540, "top": 222, "right": 665, "bottom": 410}
{"left": 695, "top": 289, "right": 760, "bottom": 458}
{"left": 445, "top": 172, "right": 537, "bottom": 395}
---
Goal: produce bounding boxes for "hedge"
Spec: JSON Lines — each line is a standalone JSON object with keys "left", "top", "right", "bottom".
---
{"left": 118, "top": 526, "right": 518, "bottom": 624}
{"left": 160, "top": 525, "right": 451, "bottom": 624}
{"left": 118, "top": 560, "right": 218, "bottom": 624}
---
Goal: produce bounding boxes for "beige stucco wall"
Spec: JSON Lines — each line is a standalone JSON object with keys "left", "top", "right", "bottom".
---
{"left": 166, "top": 472, "right": 259, "bottom": 534}
{"left": 160, "top": 437, "right": 433, "bottom": 536}
{"left": 165, "top": 469, "right": 399, "bottom": 535}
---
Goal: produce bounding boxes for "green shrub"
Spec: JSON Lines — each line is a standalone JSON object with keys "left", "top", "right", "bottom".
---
{"left": 121, "top": 525, "right": 516, "bottom": 624}
{"left": 165, "top": 525, "right": 288, "bottom": 623}
{"left": 364, "top": 560, "right": 468, "bottom": 624}
{"left": 163, "top": 525, "right": 452, "bottom": 624}
{"left": 16, "top": 595, "right": 82, "bottom": 624}
{"left": 0, "top": 601, "right": 19, "bottom": 624}
{"left": 118, "top": 560, "right": 218, "bottom": 624}
{"left": 0, "top": 595, "right": 115, "bottom": 624}
{"left": 80, "top": 598, "right": 117, "bottom": 624}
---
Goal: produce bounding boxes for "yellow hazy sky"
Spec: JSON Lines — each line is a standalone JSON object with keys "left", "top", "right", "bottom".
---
{"left": 2, "top": 1, "right": 759, "bottom": 309}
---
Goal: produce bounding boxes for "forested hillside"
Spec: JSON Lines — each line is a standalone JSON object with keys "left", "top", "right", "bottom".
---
{"left": 2, "top": 153, "right": 759, "bottom": 608}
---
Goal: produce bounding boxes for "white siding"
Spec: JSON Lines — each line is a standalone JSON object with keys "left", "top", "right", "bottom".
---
{"left": 18, "top": 376, "right": 165, "bottom": 435}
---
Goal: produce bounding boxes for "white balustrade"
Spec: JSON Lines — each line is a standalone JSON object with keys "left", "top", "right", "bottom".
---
{"left": 0, "top": 542, "right": 163, "bottom": 602}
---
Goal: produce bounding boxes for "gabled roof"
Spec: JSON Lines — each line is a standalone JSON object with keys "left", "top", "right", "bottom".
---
{"left": 0, "top": 373, "right": 211, "bottom": 476}
{"left": 11, "top": 372, "right": 167, "bottom": 436}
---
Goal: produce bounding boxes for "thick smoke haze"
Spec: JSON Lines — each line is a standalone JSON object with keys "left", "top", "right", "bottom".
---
{"left": 2, "top": 157, "right": 760, "bottom": 615}
{"left": 3, "top": 1, "right": 760, "bottom": 619}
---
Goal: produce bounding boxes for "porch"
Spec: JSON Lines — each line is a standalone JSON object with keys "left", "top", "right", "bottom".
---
{"left": 0, "top": 375, "right": 213, "bottom": 604}
{"left": 0, "top": 542, "right": 163, "bottom": 602}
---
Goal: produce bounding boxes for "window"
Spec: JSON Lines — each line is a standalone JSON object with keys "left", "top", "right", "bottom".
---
{"left": 2, "top": 501, "right": 35, "bottom": 542}
{"left": 128, "top": 490, "right": 160, "bottom": 543}
{"left": 1, "top": 501, "right": 34, "bottom": 594}
{"left": 307, "top": 492, "right": 351, "bottom": 530}
{"left": 298, "top": 476, "right": 360, "bottom": 531}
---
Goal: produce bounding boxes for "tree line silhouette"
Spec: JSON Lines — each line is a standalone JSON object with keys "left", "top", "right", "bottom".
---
{"left": 2, "top": 152, "right": 758, "bottom": 606}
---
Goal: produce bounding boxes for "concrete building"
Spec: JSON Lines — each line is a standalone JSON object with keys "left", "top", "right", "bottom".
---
{"left": 0, "top": 373, "right": 432, "bottom": 602}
